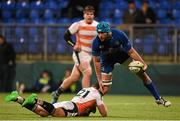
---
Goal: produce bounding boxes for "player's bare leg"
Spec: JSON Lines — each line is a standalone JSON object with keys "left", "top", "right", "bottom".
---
{"left": 61, "top": 65, "right": 81, "bottom": 89}
{"left": 33, "top": 105, "right": 49, "bottom": 117}
{"left": 52, "top": 108, "right": 66, "bottom": 117}
{"left": 79, "top": 61, "right": 92, "bottom": 88}
{"left": 51, "top": 65, "right": 81, "bottom": 103}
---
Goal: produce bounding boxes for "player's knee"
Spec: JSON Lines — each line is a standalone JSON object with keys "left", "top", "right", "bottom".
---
{"left": 82, "top": 68, "right": 92, "bottom": 77}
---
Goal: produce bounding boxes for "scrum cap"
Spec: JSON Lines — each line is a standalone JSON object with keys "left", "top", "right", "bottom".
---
{"left": 96, "top": 22, "right": 111, "bottom": 33}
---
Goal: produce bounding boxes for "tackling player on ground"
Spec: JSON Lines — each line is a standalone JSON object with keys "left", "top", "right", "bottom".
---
{"left": 92, "top": 22, "right": 171, "bottom": 107}
{"left": 5, "top": 84, "right": 107, "bottom": 117}
{"left": 51, "top": 5, "right": 99, "bottom": 104}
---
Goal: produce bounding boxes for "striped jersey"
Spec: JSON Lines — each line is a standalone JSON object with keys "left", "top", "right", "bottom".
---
{"left": 71, "top": 87, "right": 103, "bottom": 114}
{"left": 68, "top": 20, "right": 98, "bottom": 53}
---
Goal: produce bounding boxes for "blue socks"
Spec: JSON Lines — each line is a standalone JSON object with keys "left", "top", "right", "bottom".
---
{"left": 145, "top": 82, "right": 160, "bottom": 100}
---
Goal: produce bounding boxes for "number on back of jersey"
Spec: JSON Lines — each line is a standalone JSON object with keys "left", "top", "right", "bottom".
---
{"left": 76, "top": 89, "right": 90, "bottom": 98}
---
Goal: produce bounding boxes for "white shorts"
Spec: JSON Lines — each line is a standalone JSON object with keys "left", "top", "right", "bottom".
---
{"left": 72, "top": 51, "right": 92, "bottom": 66}
{"left": 53, "top": 101, "right": 78, "bottom": 117}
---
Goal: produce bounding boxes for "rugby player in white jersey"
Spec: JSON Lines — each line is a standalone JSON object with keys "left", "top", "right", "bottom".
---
{"left": 5, "top": 84, "right": 107, "bottom": 117}
{"left": 51, "top": 5, "right": 99, "bottom": 104}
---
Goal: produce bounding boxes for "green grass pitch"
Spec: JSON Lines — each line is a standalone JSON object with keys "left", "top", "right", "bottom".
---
{"left": 0, "top": 93, "right": 180, "bottom": 120}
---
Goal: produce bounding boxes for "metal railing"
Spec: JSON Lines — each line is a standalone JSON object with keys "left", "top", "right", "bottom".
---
{"left": 118, "top": 24, "right": 180, "bottom": 63}
{"left": 0, "top": 24, "right": 180, "bottom": 63}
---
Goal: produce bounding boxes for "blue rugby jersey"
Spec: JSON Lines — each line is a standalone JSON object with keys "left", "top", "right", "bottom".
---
{"left": 92, "top": 29, "right": 132, "bottom": 73}
{"left": 92, "top": 29, "right": 132, "bottom": 60}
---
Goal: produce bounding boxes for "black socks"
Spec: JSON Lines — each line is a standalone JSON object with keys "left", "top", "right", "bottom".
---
{"left": 37, "top": 100, "right": 55, "bottom": 114}
{"left": 57, "top": 87, "right": 65, "bottom": 96}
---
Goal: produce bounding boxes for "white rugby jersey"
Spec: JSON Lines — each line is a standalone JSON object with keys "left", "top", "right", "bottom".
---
{"left": 53, "top": 87, "right": 103, "bottom": 116}
{"left": 71, "top": 87, "right": 103, "bottom": 106}
{"left": 68, "top": 20, "right": 98, "bottom": 53}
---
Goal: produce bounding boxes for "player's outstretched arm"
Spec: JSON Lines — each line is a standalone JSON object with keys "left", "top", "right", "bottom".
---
{"left": 97, "top": 103, "right": 107, "bottom": 117}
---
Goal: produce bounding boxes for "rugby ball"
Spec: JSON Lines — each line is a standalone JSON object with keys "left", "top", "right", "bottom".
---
{"left": 128, "top": 61, "right": 144, "bottom": 73}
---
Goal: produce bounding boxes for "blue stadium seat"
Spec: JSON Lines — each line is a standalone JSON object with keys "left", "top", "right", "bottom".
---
{"left": 1, "top": 10, "right": 12, "bottom": 19}
{"left": 157, "top": 28, "right": 168, "bottom": 36}
{"left": 56, "top": 44, "right": 66, "bottom": 54}
{"left": 173, "top": 1, "right": 180, "bottom": 10}
{"left": 135, "top": 1, "right": 142, "bottom": 9}
{"left": 103, "top": 18, "right": 113, "bottom": 24}
{"left": 114, "top": 9, "right": 123, "bottom": 19}
{"left": 29, "top": 27, "right": 38, "bottom": 37}
{"left": 57, "top": 18, "right": 71, "bottom": 23}
{"left": 1, "top": 1, "right": 15, "bottom": 10}
{"left": 58, "top": 0, "right": 68, "bottom": 8}
{"left": 14, "top": 43, "right": 25, "bottom": 54}
{"left": 99, "top": 9, "right": 111, "bottom": 18}
{"left": 44, "top": 18, "right": 56, "bottom": 24}
{"left": 157, "top": 9, "right": 167, "bottom": 19}
{"left": 16, "top": 1, "right": 29, "bottom": 10}
{"left": 4, "top": 28, "right": 14, "bottom": 42}
{"left": 173, "top": 19, "right": 180, "bottom": 25}
{"left": 143, "top": 44, "right": 154, "bottom": 55}
{"left": 47, "top": 28, "right": 58, "bottom": 43}
{"left": 44, "top": 9, "right": 53, "bottom": 19}
{"left": 158, "top": 1, "right": 171, "bottom": 10}
{"left": 148, "top": 1, "right": 158, "bottom": 10}
{"left": 47, "top": 44, "right": 57, "bottom": 54}
{"left": 30, "top": 1, "right": 44, "bottom": 10}
{"left": 158, "top": 19, "right": 171, "bottom": 24}
{"left": 2, "top": 18, "right": 15, "bottom": 23}
{"left": 28, "top": 44, "right": 40, "bottom": 54}
{"left": 144, "top": 35, "right": 156, "bottom": 44}
{"left": 143, "top": 35, "right": 156, "bottom": 55}
{"left": 114, "top": 1, "right": 128, "bottom": 10}
{"left": 58, "top": 28, "right": 66, "bottom": 41}
{"left": 158, "top": 43, "right": 166, "bottom": 55}
{"left": 100, "top": 1, "right": 114, "bottom": 10}
{"left": 133, "top": 38, "right": 143, "bottom": 54}
{"left": 30, "top": 18, "right": 43, "bottom": 24}
{"left": 15, "top": 27, "right": 24, "bottom": 38}
{"left": 28, "top": 27, "right": 43, "bottom": 43}
{"left": 45, "top": 1, "right": 58, "bottom": 10}
{"left": 172, "top": 9, "right": 180, "bottom": 19}
{"left": 114, "top": 18, "right": 123, "bottom": 25}
{"left": 54, "top": 10, "right": 61, "bottom": 19}
{"left": 16, "top": 10, "right": 27, "bottom": 19}
{"left": 15, "top": 27, "right": 28, "bottom": 43}
{"left": 71, "top": 18, "right": 81, "bottom": 23}
{"left": 16, "top": 18, "right": 29, "bottom": 24}
{"left": 30, "top": 10, "right": 40, "bottom": 19}
{"left": 178, "top": 43, "right": 180, "bottom": 54}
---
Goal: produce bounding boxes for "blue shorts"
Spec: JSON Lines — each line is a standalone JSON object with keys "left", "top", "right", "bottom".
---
{"left": 100, "top": 51, "right": 130, "bottom": 73}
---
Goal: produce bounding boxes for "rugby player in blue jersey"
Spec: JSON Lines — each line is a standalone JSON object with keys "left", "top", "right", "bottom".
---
{"left": 92, "top": 22, "right": 171, "bottom": 107}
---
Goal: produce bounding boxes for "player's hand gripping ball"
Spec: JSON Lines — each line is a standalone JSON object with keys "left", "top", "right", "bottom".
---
{"left": 128, "top": 61, "right": 144, "bottom": 73}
